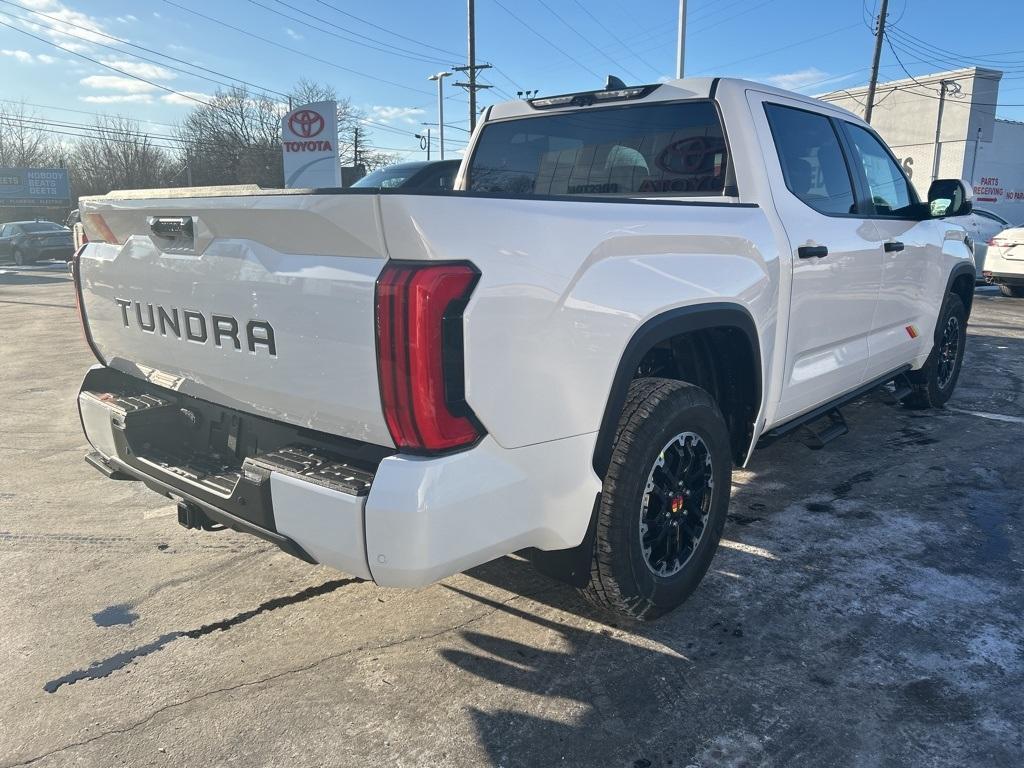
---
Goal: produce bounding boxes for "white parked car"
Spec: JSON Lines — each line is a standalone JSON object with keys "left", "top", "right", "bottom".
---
{"left": 983, "top": 226, "right": 1024, "bottom": 297}
{"left": 948, "top": 207, "right": 1014, "bottom": 278}
{"left": 73, "top": 77, "right": 975, "bottom": 620}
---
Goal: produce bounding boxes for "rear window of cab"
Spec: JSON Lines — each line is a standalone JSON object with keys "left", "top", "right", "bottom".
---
{"left": 467, "top": 101, "right": 729, "bottom": 197}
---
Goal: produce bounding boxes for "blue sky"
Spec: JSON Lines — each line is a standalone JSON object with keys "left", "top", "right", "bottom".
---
{"left": 1, "top": 0, "right": 1023, "bottom": 160}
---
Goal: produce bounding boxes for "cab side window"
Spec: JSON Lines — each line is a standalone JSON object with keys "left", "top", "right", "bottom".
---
{"left": 842, "top": 123, "right": 915, "bottom": 217}
{"left": 764, "top": 103, "right": 856, "bottom": 216}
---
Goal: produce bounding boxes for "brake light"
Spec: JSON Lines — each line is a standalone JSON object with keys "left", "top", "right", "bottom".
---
{"left": 375, "top": 261, "right": 482, "bottom": 452}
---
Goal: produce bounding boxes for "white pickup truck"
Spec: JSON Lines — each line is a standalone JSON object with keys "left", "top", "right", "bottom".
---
{"left": 74, "top": 78, "right": 976, "bottom": 619}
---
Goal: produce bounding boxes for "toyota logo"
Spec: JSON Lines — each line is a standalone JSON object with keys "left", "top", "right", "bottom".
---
{"left": 288, "top": 109, "right": 325, "bottom": 138}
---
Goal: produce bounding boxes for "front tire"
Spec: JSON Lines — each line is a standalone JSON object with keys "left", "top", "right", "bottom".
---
{"left": 902, "top": 293, "right": 967, "bottom": 409}
{"left": 13, "top": 248, "right": 25, "bottom": 266}
{"left": 999, "top": 284, "right": 1024, "bottom": 298}
{"left": 582, "top": 378, "right": 732, "bottom": 621}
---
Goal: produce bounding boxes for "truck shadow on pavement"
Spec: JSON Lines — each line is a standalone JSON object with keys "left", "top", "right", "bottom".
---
{"left": 0, "top": 271, "right": 71, "bottom": 287}
{"left": 448, "top": 357, "right": 1024, "bottom": 767}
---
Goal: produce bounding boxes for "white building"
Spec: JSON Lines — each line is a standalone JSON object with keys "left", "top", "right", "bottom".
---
{"left": 821, "top": 67, "right": 1024, "bottom": 224}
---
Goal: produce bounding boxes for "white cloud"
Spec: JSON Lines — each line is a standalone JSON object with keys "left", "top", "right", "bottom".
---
{"left": 763, "top": 68, "right": 830, "bottom": 92}
{"left": 1, "top": 49, "right": 56, "bottom": 63}
{"left": 80, "top": 75, "right": 158, "bottom": 93}
{"left": 371, "top": 105, "right": 426, "bottom": 125}
{"left": 99, "top": 59, "right": 175, "bottom": 80}
{"left": 116, "top": 14, "right": 137, "bottom": 23}
{"left": 160, "top": 91, "right": 212, "bottom": 106}
{"left": 12, "top": 1, "right": 112, "bottom": 49}
{"left": 80, "top": 94, "right": 154, "bottom": 104}
{"left": 285, "top": 27, "right": 302, "bottom": 40}
{"left": 1, "top": 49, "right": 34, "bottom": 63}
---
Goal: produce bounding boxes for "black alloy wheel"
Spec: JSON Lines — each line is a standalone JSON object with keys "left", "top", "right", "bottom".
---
{"left": 639, "top": 431, "right": 714, "bottom": 578}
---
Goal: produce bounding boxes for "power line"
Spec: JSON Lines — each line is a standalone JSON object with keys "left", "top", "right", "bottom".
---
{"left": 0, "top": 97, "right": 182, "bottom": 131}
{"left": 0, "top": 19, "right": 220, "bottom": 110}
{"left": 692, "top": 23, "right": 861, "bottom": 75}
{"left": 489, "top": 0, "right": 602, "bottom": 80}
{"left": 160, "top": 0, "right": 433, "bottom": 96}
{"left": 533, "top": 0, "right": 643, "bottom": 82}
{"left": 886, "top": 29, "right": 1024, "bottom": 76}
{"left": 888, "top": 26, "right": 1024, "bottom": 67}
{"left": 0, "top": 0, "right": 290, "bottom": 99}
{"left": 569, "top": 0, "right": 661, "bottom": 77}
{"left": 310, "top": 0, "right": 465, "bottom": 61}
{"left": 248, "top": 0, "right": 451, "bottom": 65}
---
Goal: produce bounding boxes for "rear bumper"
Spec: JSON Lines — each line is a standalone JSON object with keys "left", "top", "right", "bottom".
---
{"left": 26, "top": 244, "right": 74, "bottom": 260}
{"left": 984, "top": 271, "right": 1024, "bottom": 287}
{"left": 79, "top": 366, "right": 600, "bottom": 587}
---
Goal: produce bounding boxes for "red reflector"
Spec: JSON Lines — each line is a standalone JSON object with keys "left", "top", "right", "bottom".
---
{"left": 376, "top": 262, "right": 481, "bottom": 452}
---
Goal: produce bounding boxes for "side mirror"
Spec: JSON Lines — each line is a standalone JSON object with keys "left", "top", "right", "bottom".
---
{"left": 928, "top": 178, "right": 973, "bottom": 218}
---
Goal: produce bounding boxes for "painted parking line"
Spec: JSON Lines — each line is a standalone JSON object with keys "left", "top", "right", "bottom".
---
{"left": 947, "top": 407, "right": 1024, "bottom": 425}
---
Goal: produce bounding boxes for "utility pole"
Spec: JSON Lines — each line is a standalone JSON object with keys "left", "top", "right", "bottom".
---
{"left": 864, "top": 0, "right": 889, "bottom": 123}
{"left": 676, "top": 0, "right": 686, "bottom": 78}
{"left": 453, "top": 0, "right": 492, "bottom": 132}
{"left": 352, "top": 125, "right": 361, "bottom": 168}
{"left": 931, "top": 79, "right": 954, "bottom": 181}
{"left": 428, "top": 72, "right": 451, "bottom": 159}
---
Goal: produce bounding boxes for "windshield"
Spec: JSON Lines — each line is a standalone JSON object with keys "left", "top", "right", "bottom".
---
{"left": 467, "top": 100, "right": 729, "bottom": 197}
{"left": 20, "top": 222, "right": 65, "bottom": 233}
{"left": 352, "top": 165, "right": 421, "bottom": 189}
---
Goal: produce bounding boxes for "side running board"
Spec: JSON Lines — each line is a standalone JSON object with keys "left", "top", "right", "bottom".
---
{"left": 758, "top": 365, "right": 912, "bottom": 449}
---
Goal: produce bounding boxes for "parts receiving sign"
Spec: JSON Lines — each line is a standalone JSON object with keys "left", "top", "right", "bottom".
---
{"left": 0, "top": 168, "right": 70, "bottom": 207}
{"left": 281, "top": 101, "right": 341, "bottom": 189}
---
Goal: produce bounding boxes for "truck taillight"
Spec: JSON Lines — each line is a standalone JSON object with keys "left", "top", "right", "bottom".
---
{"left": 82, "top": 213, "right": 116, "bottom": 244}
{"left": 375, "top": 261, "right": 482, "bottom": 452}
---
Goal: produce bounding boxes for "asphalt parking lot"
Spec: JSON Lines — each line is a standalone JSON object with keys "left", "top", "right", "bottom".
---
{"left": 1, "top": 265, "right": 1022, "bottom": 768}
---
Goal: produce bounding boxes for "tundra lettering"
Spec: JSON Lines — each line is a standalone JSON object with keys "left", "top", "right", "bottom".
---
{"left": 113, "top": 298, "right": 276, "bottom": 356}
{"left": 77, "top": 78, "right": 974, "bottom": 620}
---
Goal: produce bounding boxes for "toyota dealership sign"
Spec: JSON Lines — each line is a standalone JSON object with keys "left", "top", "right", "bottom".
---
{"left": 281, "top": 101, "right": 341, "bottom": 188}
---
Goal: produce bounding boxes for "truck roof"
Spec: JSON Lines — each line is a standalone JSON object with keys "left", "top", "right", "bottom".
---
{"left": 486, "top": 76, "right": 863, "bottom": 123}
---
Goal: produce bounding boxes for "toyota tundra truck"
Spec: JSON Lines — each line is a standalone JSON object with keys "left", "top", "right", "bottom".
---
{"left": 73, "top": 78, "right": 976, "bottom": 619}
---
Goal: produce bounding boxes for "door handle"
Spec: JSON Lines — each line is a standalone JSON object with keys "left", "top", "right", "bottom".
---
{"left": 884, "top": 241, "right": 905, "bottom": 253}
{"left": 797, "top": 245, "right": 828, "bottom": 259}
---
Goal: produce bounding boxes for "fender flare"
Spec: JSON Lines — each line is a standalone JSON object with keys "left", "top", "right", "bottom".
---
{"left": 591, "top": 302, "right": 762, "bottom": 478}
{"left": 942, "top": 261, "right": 976, "bottom": 325}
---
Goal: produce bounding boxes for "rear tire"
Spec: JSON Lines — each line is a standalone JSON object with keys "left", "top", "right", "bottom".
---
{"left": 901, "top": 293, "right": 967, "bottom": 409}
{"left": 999, "top": 284, "right": 1024, "bottom": 298}
{"left": 581, "top": 378, "right": 732, "bottom": 621}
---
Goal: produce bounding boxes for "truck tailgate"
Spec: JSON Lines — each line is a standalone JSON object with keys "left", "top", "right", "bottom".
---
{"left": 78, "top": 192, "right": 393, "bottom": 447}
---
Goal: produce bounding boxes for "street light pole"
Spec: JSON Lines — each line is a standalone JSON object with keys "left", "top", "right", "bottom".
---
{"left": 676, "top": 0, "right": 686, "bottom": 78}
{"left": 428, "top": 71, "right": 451, "bottom": 160}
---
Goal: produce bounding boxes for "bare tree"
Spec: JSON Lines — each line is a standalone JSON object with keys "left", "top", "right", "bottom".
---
{"left": 174, "top": 86, "right": 284, "bottom": 187}
{"left": 0, "top": 102, "right": 58, "bottom": 167}
{"left": 68, "top": 116, "right": 176, "bottom": 198}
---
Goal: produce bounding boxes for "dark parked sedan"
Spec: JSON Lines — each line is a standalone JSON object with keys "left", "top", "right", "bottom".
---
{"left": 0, "top": 220, "right": 74, "bottom": 265}
{"left": 352, "top": 160, "right": 461, "bottom": 191}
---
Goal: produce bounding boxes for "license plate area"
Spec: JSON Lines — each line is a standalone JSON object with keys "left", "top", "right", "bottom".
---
{"left": 80, "top": 367, "right": 390, "bottom": 531}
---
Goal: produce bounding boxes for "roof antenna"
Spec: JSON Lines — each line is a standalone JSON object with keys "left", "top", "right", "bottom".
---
{"left": 605, "top": 75, "right": 627, "bottom": 90}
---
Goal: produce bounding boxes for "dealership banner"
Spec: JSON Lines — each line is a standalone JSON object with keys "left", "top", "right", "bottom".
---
{"left": 281, "top": 101, "right": 341, "bottom": 189}
{"left": 0, "top": 167, "right": 70, "bottom": 207}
